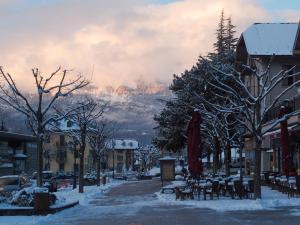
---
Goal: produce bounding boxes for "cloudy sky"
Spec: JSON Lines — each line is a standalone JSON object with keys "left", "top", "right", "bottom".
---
{"left": 0, "top": 0, "right": 299, "bottom": 91}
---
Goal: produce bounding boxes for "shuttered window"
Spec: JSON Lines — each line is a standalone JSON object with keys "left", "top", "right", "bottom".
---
{"left": 281, "top": 65, "right": 295, "bottom": 86}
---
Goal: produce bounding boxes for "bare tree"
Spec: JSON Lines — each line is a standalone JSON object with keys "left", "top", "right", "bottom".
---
{"left": 87, "top": 122, "right": 109, "bottom": 186}
{"left": 60, "top": 97, "right": 108, "bottom": 193}
{"left": 0, "top": 67, "right": 89, "bottom": 186}
{"left": 135, "top": 145, "right": 160, "bottom": 172}
{"left": 200, "top": 58, "right": 300, "bottom": 198}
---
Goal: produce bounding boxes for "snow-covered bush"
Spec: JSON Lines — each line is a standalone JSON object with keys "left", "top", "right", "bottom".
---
{"left": 8, "top": 187, "right": 57, "bottom": 207}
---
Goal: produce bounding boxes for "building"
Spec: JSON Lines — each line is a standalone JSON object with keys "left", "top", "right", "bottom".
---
{"left": 44, "top": 119, "right": 139, "bottom": 175}
{"left": 105, "top": 139, "right": 138, "bottom": 173}
{"left": 236, "top": 22, "right": 300, "bottom": 174}
{"left": 43, "top": 119, "right": 94, "bottom": 175}
{"left": 0, "top": 131, "right": 37, "bottom": 176}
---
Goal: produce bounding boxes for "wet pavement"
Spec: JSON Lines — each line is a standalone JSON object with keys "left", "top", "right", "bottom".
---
{"left": 45, "top": 178, "right": 300, "bottom": 225}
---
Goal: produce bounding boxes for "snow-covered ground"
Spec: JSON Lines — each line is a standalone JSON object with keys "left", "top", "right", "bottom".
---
{"left": 2, "top": 179, "right": 300, "bottom": 225}
{"left": 148, "top": 167, "right": 160, "bottom": 176}
{"left": 54, "top": 179, "right": 123, "bottom": 206}
{"left": 0, "top": 179, "right": 124, "bottom": 225}
{"left": 156, "top": 184, "right": 300, "bottom": 212}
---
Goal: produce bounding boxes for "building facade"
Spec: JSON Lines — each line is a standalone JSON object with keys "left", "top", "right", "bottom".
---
{"left": 236, "top": 22, "right": 300, "bottom": 174}
{"left": 105, "top": 139, "right": 138, "bottom": 173}
{"left": 0, "top": 131, "right": 37, "bottom": 176}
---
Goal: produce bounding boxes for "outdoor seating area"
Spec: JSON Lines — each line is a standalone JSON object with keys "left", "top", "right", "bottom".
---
{"left": 163, "top": 173, "right": 255, "bottom": 201}
{"left": 262, "top": 172, "right": 300, "bottom": 198}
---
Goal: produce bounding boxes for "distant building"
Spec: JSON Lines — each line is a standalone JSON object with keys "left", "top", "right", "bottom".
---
{"left": 0, "top": 131, "right": 37, "bottom": 176}
{"left": 105, "top": 139, "right": 139, "bottom": 173}
{"left": 43, "top": 119, "right": 94, "bottom": 175}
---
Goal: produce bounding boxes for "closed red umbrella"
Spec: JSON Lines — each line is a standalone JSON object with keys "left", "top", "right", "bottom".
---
{"left": 187, "top": 111, "right": 203, "bottom": 177}
{"left": 279, "top": 106, "right": 290, "bottom": 175}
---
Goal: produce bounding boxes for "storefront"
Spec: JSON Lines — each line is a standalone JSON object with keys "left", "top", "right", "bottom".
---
{"left": 261, "top": 124, "right": 300, "bottom": 175}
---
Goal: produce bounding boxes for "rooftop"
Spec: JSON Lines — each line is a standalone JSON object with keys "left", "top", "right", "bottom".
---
{"left": 106, "top": 139, "right": 139, "bottom": 150}
{"left": 0, "top": 131, "right": 36, "bottom": 142}
{"left": 241, "top": 23, "right": 299, "bottom": 56}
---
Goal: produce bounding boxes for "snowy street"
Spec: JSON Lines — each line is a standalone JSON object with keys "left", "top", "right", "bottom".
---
{"left": 2, "top": 178, "right": 300, "bottom": 225}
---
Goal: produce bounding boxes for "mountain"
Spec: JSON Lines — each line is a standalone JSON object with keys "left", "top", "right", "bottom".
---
{"left": 100, "top": 82, "right": 170, "bottom": 146}
{"left": 0, "top": 81, "right": 171, "bottom": 146}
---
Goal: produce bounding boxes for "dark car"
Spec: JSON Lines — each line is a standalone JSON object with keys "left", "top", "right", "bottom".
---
{"left": 31, "top": 171, "right": 58, "bottom": 192}
{"left": 51, "top": 174, "right": 74, "bottom": 189}
{"left": 31, "top": 171, "right": 53, "bottom": 180}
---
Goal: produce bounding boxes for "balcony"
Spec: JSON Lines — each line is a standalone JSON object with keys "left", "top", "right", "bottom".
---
{"left": 263, "top": 97, "right": 300, "bottom": 123}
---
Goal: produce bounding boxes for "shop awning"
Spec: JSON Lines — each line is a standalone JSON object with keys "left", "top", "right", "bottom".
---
{"left": 263, "top": 124, "right": 298, "bottom": 138}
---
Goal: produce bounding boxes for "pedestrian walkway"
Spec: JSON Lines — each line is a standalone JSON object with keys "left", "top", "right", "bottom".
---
{"left": 25, "top": 178, "right": 300, "bottom": 225}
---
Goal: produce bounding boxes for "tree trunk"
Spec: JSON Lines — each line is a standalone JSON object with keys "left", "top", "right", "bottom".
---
{"left": 239, "top": 145, "right": 243, "bottom": 180}
{"left": 96, "top": 157, "right": 101, "bottom": 186}
{"left": 254, "top": 139, "right": 262, "bottom": 199}
{"left": 36, "top": 117, "right": 44, "bottom": 187}
{"left": 79, "top": 145, "right": 85, "bottom": 193}
{"left": 213, "top": 150, "right": 217, "bottom": 175}
{"left": 298, "top": 144, "right": 300, "bottom": 175}
{"left": 225, "top": 143, "right": 230, "bottom": 177}
{"left": 213, "top": 137, "right": 220, "bottom": 174}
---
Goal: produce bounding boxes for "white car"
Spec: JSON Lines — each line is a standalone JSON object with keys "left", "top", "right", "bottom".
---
{"left": 0, "top": 175, "right": 29, "bottom": 193}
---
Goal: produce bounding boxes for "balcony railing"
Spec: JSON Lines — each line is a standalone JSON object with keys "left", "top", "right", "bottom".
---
{"left": 263, "top": 96, "right": 300, "bottom": 123}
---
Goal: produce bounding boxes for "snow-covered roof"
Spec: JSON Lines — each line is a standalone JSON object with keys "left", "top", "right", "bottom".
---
{"left": 242, "top": 23, "right": 299, "bottom": 56}
{"left": 106, "top": 139, "right": 139, "bottom": 150}
{"left": 47, "top": 119, "right": 80, "bottom": 132}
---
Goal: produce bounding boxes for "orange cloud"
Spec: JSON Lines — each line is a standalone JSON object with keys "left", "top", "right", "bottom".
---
{"left": 0, "top": 0, "right": 298, "bottom": 92}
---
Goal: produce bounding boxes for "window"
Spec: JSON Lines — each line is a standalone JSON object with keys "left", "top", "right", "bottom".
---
{"left": 117, "top": 155, "right": 123, "bottom": 161}
{"left": 282, "top": 65, "right": 296, "bottom": 86}
{"left": 59, "top": 163, "right": 65, "bottom": 171}
{"left": 67, "top": 120, "right": 73, "bottom": 127}
{"left": 59, "top": 135, "right": 65, "bottom": 146}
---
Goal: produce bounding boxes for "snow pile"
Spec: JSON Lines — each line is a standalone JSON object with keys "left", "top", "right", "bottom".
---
{"left": 0, "top": 187, "right": 57, "bottom": 207}
{"left": 175, "top": 165, "right": 183, "bottom": 174}
{"left": 54, "top": 179, "right": 123, "bottom": 206}
{"left": 156, "top": 185, "right": 300, "bottom": 211}
{"left": 148, "top": 167, "right": 160, "bottom": 176}
{"left": 10, "top": 187, "right": 35, "bottom": 207}
{"left": 11, "top": 187, "right": 56, "bottom": 207}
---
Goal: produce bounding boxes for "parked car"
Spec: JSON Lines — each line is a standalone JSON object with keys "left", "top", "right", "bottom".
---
{"left": 31, "top": 171, "right": 53, "bottom": 180}
{"left": 0, "top": 175, "right": 29, "bottom": 193}
{"left": 31, "top": 171, "right": 58, "bottom": 192}
{"left": 51, "top": 174, "right": 74, "bottom": 188}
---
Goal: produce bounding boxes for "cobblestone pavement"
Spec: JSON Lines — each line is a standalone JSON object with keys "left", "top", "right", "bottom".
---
{"left": 46, "top": 178, "right": 300, "bottom": 225}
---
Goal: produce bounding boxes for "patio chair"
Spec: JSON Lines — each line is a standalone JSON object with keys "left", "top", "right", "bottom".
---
{"left": 203, "top": 181, "right": 220, "bottom": 200}
{"left": 233, "top": 180, "right": 246, "bottom": 199}
{"left": 175, "top": 186, "right": 194, "bottom": 200}
{"left": 290, "top": 176, "right": 300, "bottom": 198}
{"left": 222, "top": 178, "right": 233, "bottom": 197}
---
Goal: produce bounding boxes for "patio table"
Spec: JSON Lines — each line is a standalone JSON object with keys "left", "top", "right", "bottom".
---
{"left": 194, "top": 182, "right": 212, "bottom": 200}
